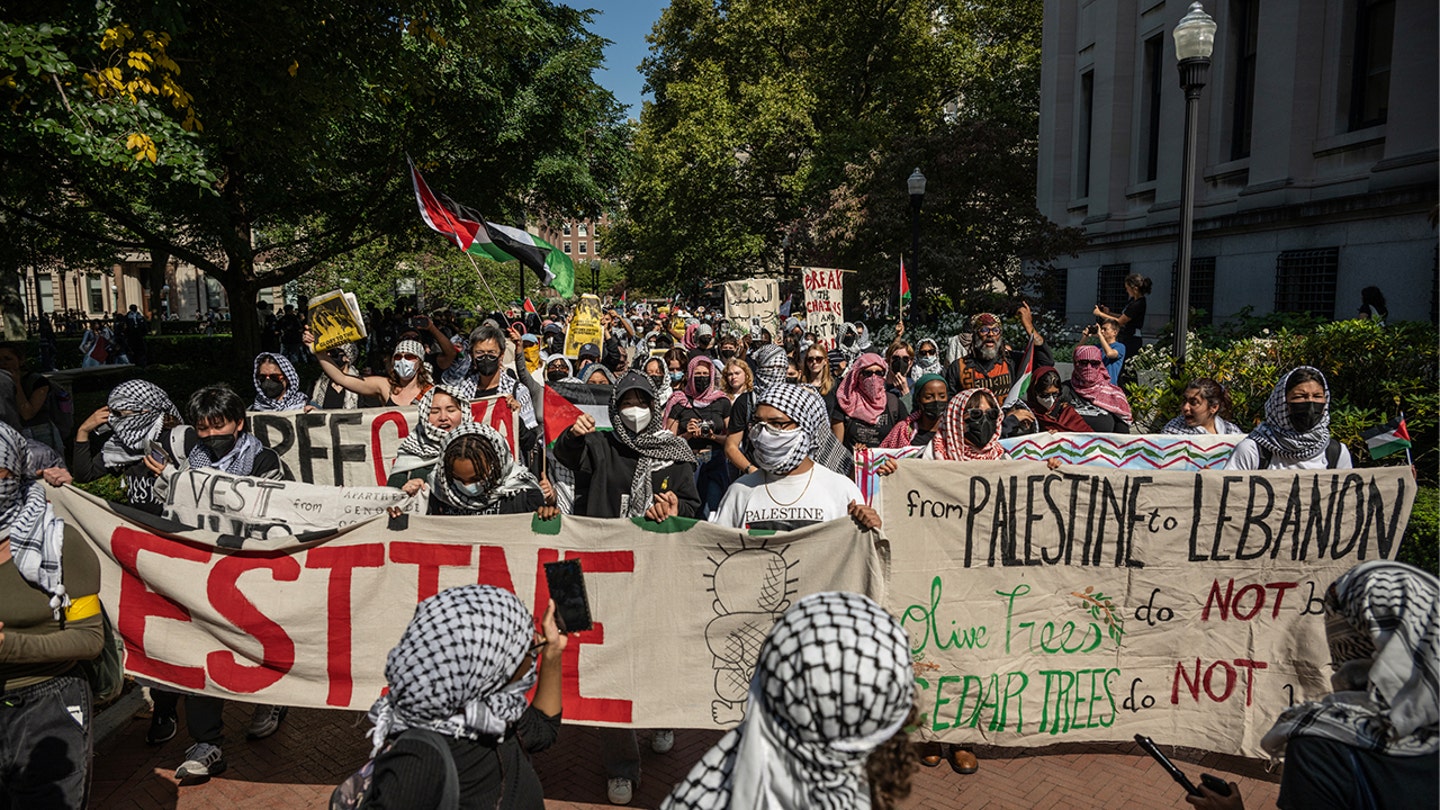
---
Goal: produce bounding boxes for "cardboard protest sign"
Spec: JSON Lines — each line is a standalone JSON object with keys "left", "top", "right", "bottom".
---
{"left": 723, "top": 279, "right": 780, "bottom": 338}
{"left": 51, "top": 485, "right": 886, "bottom": 726}
{"left": 154, "top": 468, "right": 426, "bottom": 541}
{"left": 307, "top": 290, "right": 368, "bottom": 352}
{"left": 563, "top": 294, "right": 604, "bottom": 359}
{"left": 879, "top": 459, "right": 1416, "bottom": 758}
{"left": 802, "top": 267, "right": 845, "bottom": 349}
{"left": 248, "top": 397, "right": 519, "bottom": 487}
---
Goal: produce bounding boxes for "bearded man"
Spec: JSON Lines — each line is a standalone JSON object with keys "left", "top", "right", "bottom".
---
{"left": 941, "top": 302, "right": 1051, "bottom": 398}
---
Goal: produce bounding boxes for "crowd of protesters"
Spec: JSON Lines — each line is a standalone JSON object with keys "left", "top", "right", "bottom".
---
{"left": 1, "top": 275, "right": 1433, "bottom": 810}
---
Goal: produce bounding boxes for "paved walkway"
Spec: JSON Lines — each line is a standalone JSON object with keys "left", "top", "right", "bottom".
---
{"left": 93, "top": 702, "right": 1282, "bottom": 809}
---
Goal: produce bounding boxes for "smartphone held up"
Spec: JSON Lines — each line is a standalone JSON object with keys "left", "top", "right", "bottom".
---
{"left": 543, "top": 559, "right": 594, "bottom": 634}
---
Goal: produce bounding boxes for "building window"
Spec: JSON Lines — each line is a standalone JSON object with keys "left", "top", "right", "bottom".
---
{"left": 592, "top": 240, "right": 601, "bottom": 256}
{"left": 1170, "top": 257, "right": 1217, "bottom": 327}
{"left": 562, "top": 223, "right": 571, "bottom": 236}
{"left": 1077, "top": 70, "right": 1095, "bottom": 199}
{"left": 1349, "top": 0, "right": 1394, "bottom": 130}
{"left": 1274, "top": 248, "right": 1339, "bottom": 318}
{"left": 205, "top": 277, "right": 224, "bottom": 311}
{"left": 1029, "top": 267, "right": 1069, "bottom": 320}
{"left": 1141, "top": 35, "right": 1164, "bottom": 182}
{"left": 562, "top": 241, "right": 571, "bottom": 254}
{"left": 1230, "top": 0, "right": 1259, "bottom": 159}
{"left": 1096, "top": 264, "right": 1130, "bottom": 311}
{"left": 578, "top": 222, "right": 588, "bottom": 237}
{"left": 87, "top": 275, "right": 105, "bottom": 313}
{"left": 578, "top": 242, "right": 588, "bottom": 255}
{"left": 36, "top": 274, "right": 54, "bottom": 314}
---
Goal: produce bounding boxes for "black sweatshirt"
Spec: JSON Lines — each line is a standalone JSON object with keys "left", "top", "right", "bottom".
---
{"left": 553, "top": 429, "right": 701, "bottom": 519}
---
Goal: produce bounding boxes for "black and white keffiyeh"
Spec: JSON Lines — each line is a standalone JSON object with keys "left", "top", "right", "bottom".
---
{"left": 1262, "top": 561, "right": 1438, "bottom": 759}
{"left": 1248, "top": 366, "right": 1332, "bottom": 460}
{"left": 426, "top": 422, "right": 540, "bottom": 512}
{"left": 0, "top": 423, "right": 68, "bottom": 619}
{"left": 102, "top": 380, "right": 181, "bottom": 468}
{"left": 395, "top": 384, "right": 472, "bottom": 462}
{"left": 756, "top": 383, "right": 852, "bottom": 476}
{"left": 610, "top": 372, "right": 696, "bottom": 518}
{"left": 367, "top": 585, "right": 537, "bottom": 757}
{"left": 663, "top": 592, "right": 913, "bottom": 810}
{"left": 750, "top": 345, "right": 788, "bottom": 397}
{"left": 251, "top": 353, "right": 310, "bottom": 411}
{"left": 187, "top": 429, "right": 265, "bottom": 476}
{"left": 311, "top": 341, "right": 363, "bottom": 408}
{"left": 448, "top": 369, "right": 537, "bottom": 429}
{"left": 1161, "top": 415, "right": 1244, "bottom": 435}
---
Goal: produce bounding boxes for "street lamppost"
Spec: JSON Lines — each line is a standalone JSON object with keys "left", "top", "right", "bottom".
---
{"left": 590, "top": 258, "right": 600, "bottom": 296}
{"left": 907, "top": 168, "right": 926, "bottom": 322}
{"left": 1171, "top": 2, "right": 1215, "bottom": 364}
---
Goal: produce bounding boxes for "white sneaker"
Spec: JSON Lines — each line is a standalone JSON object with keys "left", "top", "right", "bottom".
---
{"left": 175, "top": 742, "right": 226, "bottom": 781}
{"left": 651, "top": 729, "right": 674, "bottom": 754}
{"left": 246, "top": 704, "right": 288, "bottom": 739}
{"left": 607, "top": 777, "right": 634, "bottom": 805}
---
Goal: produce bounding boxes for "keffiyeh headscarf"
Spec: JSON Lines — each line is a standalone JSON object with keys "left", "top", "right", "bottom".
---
{"left": 251, "top": 353, "right": 310, "bottom": 411}
{"left": 577, "top": 362, "right": 617, "bottom": 386}
{"left": 663, "top": 355, "right": 726, "bottom": 422}
{"left": 427, "top": 422, "right": 539, "bottom": 512}
{"left": 1069, "top": 345, "right": 1132, "bottom": 424}
{"left": 912, "top": 338, "right": 941, "bottom": 378}
{"left": 395, "top": 385, "right": 472, "bottom": 461}
{"left": 1249, "top": 366, "right": 1332, "bottom": 460}
{"left": 930, "top": 388, "right": 1007, "bottom": 461}
{"left": 1161, "top": 414, "right": 1244, "bottom": 435}
{"left": 835, "top": 352, "right": 887, "bottom": 425}
{"left": 880, "top": 373, "right": 947, "bottom": 449}
{"left": 756, "top": 383, "right": 852, "bottom": 476}
{"left": 188, "top": 430, "right": 265, "bottom": 476}
{"left": 311, "top": 342, "right": 363, "bottom": 408}
{"left": 662, "top": 592, "right": 913, "bottom": 810}
{"left": 102, "top": 380, "right": 181, "bottom": 468}
{"left": 610, "top": 373, "right": 697, "bottom": 517}
{"left": 1261, "top": 561, "right": 1438, "bottom": 759}
{"left": 0, "top": 423, "right": 68, "bottom": 619}
{"left": 368, "top": 585, "right": 537, "bottom": 757}
{"left": 750, "top": 345, "right": 789, "bottom": 397}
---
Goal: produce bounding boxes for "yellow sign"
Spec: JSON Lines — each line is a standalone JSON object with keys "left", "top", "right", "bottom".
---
{"left": 563, "top": 294, "right": 604, "bottom": 359}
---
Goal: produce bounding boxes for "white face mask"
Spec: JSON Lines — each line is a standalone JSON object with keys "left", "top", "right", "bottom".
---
{"left": 393, "top": 358, "right": 417, "bottom": 380}
{"left": 747, "top": 423, "right": 808, "bottom": 475}
{"left": 456, "top": 480, "right": 483, "bottom": 497}
{"left": 917, "top": 353, "right": 939, "bottom": 369}
{"left": 619, "top": 406, "right": 653, "bottom": 434}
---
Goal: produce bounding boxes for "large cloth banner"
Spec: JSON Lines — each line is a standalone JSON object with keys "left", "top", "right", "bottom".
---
{"left": 1000, "top": 432, "right": 1243, "bottom": 469}
{"left": 723, "top": 278, "right": 780, "bottom": 338}
{"left": 802, "top": 267, "right": 846, "bottom": 349}
{"left": 248, "top": 397, "right": 519, "bottom": 487}
{"left": 51, "top": 485, "right": 886, "bottom": 727}
{"left": 880, "top": 459, "right": 1416, "bottom": 758}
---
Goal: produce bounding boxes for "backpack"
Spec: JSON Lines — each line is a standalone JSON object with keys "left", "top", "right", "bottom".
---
{"left": 1257, "top": 438, "right": 1343, "bottom": 470}
{"left": 331, "top": 727, "right": 460, "bottom": 810}
{"left": 76, "top": 604, "right": 125, "bottom": 705}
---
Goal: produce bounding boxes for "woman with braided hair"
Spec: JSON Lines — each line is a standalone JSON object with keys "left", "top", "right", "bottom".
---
{"left": 662, "top": 592, "right": 917, "bottom": 810}
{"left": 401, "top": 423, "right": 545, "bottom": 517}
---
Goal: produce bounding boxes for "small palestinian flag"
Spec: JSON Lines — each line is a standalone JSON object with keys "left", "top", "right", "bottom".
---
{"left": 544, "top": 381, "right": 612, "bottom": 446}
{"left": 1362, "top": 416, "right": 1412, "bottom": 460}
{"left": 900, "top": 256, "right": 911, "bottom": 307}
{"left": 1002, "top": 335, "right": 1036, "bottom": 410}
{"left": 523, "top": 297, "right": 537, "bottom": 315}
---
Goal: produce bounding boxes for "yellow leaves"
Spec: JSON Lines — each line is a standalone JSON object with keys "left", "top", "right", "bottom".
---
{"left": 126, "top": 50, "right": 154, "bottom": 70}
{"left": 99, "top": 25, "right": 134, "bottom": 51}
{"left": 125, "top": 132, "right": 158, "bottom": 163}
{"left": 87, "top": 22, "right": 201, "bottom": 131}
{"left": 288, "top": 60, "right": 299, "bottom": 77}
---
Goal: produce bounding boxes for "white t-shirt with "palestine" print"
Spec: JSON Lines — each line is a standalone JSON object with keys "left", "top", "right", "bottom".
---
{"left": 712, "top": 464, "right": 863, "bottom": 531}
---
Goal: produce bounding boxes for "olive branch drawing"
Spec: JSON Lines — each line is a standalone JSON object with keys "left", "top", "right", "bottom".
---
{"left": 1072, "top": 585, "right": 1126, "bottom": 646}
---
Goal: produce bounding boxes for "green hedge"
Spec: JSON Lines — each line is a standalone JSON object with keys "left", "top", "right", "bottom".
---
{"left": 1399, "top": 487, "right": 1439, "bottom": 575}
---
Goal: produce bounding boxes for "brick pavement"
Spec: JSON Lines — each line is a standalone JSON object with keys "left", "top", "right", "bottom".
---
{"left": 92, "top": 702, "right": 1282, "bottom": 809}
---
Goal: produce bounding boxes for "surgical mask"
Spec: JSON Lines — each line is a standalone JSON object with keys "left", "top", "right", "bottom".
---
{"left": 693, "top": 376, "right": 711, "bottom": 393}
{"left": 1037, "top": 394, "right": 1057, "bottom": 411}
{"left": 668, "top": 371, "right": 685, "bottom": 384}
{"left": 456, "top": 481, "right": 484, "bottom": 497}
{"left": 917, "top": 353, "right": 939, "bottom": 369}
{"left": 748, "top": 423, "right": 808, "bottom": 475}
{"left": 964, "top": 412, "right": 998, "bottom": 448}
{"left": 201, "top": 434, "right": 238, "bottom": 459}
{"left": 920, "top": 400, "right": 948, "bottom": 420}
{"left": 619, "top": 406, "right": 653, "bottom": 434}
{"left": 473, "top": 355, "right": 500, "bottom": 376}
{"left": 547, "top": 369, "right": 568, "bottom": 383}
{"left": 1288, "top": 401, "right": 1325, "bottom": 432}
{"left": 392, "top": 358, "right": 417, "bottom": 380}
{"left": 259, "top": 379, "right": 285, "bottom": 400}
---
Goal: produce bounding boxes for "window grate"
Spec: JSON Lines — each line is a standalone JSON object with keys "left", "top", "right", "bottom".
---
{"left": 1171, "top": 257, "right": 1216, "bottom": 326}
{"left": 1096, "top": 264, "right": 1130, "bottom": 313}
{"left": 1274, "top": 248, "right": 1339, "bottom": 318}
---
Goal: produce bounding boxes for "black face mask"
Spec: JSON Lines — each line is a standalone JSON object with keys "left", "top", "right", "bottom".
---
{"left": 719, "top": 349, "right": 736, "bottom": 360}
{"left": 546, "top": 369, "right": 567, "bottom": 383}
{"left": 259, "top": 379, "right": 285, "bottom": 400}
{"left": 201, "top": 433, "right": 238, "bottom": 459}
{"left": 964, "top": 412, "right": 998, "bottom": 448}
{"left": 693, "top": 376, "right": 711, "bottom": 393}
{"left": 842, "top": 334, "right": 856, "bottom": 347}
{"left": 1288, "top": 401, "right": 1325, "bottom": 432}
{"left": 473, "top": 355, "right": 500, "bottom": 377}
{"left": 647, "top": 374, "right": 667, "bottom": 392}
{"left": 920, "top": 400, "right": 948, "bottom": 420}
{"left": 697, "top": 337, "right": 712, "bottom": 348}
{"left": 890, "top": 356, "right": 910, "bottom": 373}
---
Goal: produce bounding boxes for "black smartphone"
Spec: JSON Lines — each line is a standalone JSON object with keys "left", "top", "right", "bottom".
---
{"left": 1134, "top": 735, "right": 1199, "bottom": 796}
{"left": 146, "top": 440, "right": 170, "bottom": 466}
{"left": 543, "top": 559, "right": 593, "bottom": 634}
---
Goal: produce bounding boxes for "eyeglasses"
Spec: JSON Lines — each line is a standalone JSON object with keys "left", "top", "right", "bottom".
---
{"left": 806, "top": 356, "right": 825, "bottom": 364}
{"left": 860, "top": 369, "right": 885, "bottom": 379}
{"left": 976, "top": 326, "right": 1002, "bottom": 336}
{"left": 750, "top": 417, "right": 799, "bottom": 431}
{"left": 918, "top": 350, "right": 937, "bottom": 358}
{"left": 1076, "top": 360, "right": 1103, "bottom": 367}
{"left": 472, "top": 352, "right": 501, "bottom": 360}
{"left": 257, "top": 374, "right": 284, "bottom": 384}
{"left": 966, "top": 408, "right": 999, "bottom": 421}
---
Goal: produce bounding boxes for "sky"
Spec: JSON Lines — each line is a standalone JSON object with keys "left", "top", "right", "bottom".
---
{"left": 586, "top": 0, "right": 669, "bottom": 120}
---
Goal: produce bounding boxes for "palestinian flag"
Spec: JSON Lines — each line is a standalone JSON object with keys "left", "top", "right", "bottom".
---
{"left": 408, "top": 160, "right": 576, "bottom": 298}
{"left": 544, "top": 381, "right": 612, "bottom": 445}
{"left": 1001, "top": 335, "right": 1036, "bottom": 410}
{"left": 523, "top": 297, "right": 537, "bottom": 315}
{"left": 900, "top": 256, "right": 911, "bottom": 307}
{"left": 1362, "top": 416, "right": 1412, "bottom": 460}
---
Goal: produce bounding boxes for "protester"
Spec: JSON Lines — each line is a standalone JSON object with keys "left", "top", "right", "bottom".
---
{"left": 663, "top": 356, "right": 731, "bottom": 516}
{"left": 941, "top": 304, "right": 1052, "bottom": 397}
{"left": 927, "top": 388, "right": 1006, "bottom": 461}
{"left": 716, "top": 333, "right": 741, "bottom": 366}
{"left": 250, "top": 352, "right": 313, "bottom": 411}
{"left": 401, "top": 423, "right": 545, "bottom": 516}
{"left": 0, "top": 423, "right": 104, "bottom": 810}
{"left": 1016, "top": 367, "right": 1090, "bottom": 435}
{"left": 662, "top": 592, "right": 916, "bottom": 810}
{"left": 1162, "top": 378, "right": 1244, "bottom": 435}
{"left": 388, "top": 385, "right": 472, "bottom": 487}
{"left": 579, "top": 362, "right": 616, "bottom": 386}
{"left": 663, "top": 347, "right": 689, "bottom": 393}
{"left": 785, "top": 355, "right": 803, "bottom": 384}
{"left": 713, "top": 384, "right": 876, "bottom": 531}
{"left": 913, "top": 338, "right": 942, "bottom": 379}
{"left": 1186, "top": 561, "right": 1437, "bottom": 810}
{"left": 0, "top": 344, "right": 61, "bottom": 456}
{"left": 884, "top": 340, "right": 915, "bottom": 402}
{"left": 310, "top": 342, "right": 382, "bottom": 409}
{"left": 831, "top": 352, "right": 909, "bottom": 451}
{"left": 723, "top": 344, "right": 786, "bottom": 479}
{"left": 1225, "top": 367, "right": 1352, "bottom": 470}
{"left": 577, "top": 342, "right": 602, "bottom": 368}
{"left": 352, "top": 586, "right": 565, "bottom": 809}
{"left": 838, "top": 321, "right": 869, "bottom": 362}
{"left": 79, "top": 319, "right": 109, "bottom": 368}
{"left": 1094, "top": 272, "right": 1150, "bottom": 382}
{"left": 443, "top": 324, "right": 538, "bottom": 452}
{"left": 879, "top": 374, "right": 949, "bottom": 450}
{"left": 543, "top": 354, "right": 577, "bottom": 385}
{"left": 1080, "top": 320, "right": 1125, "bottom": 385}
{"left": 800, "top": 344, "right": 836, "bottom": 397}
{"left": 1063, "top": 345, "right": 1132, "bottom": 433}
{"left": 1356, "top": 285, "right": 1389, "bottom": 326}
{"left": 641, "top": 355, "right": 668, "bottom": 393}
{"left": 308, "top": 336, "right": 431, "bottom": 408}
{"left": 71, "top": 380, "right": 182, "bottom": 514}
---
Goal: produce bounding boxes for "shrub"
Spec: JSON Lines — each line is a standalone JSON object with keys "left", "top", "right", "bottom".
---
{"left": 1399, "top": 486, "right": 1438, "bottom": 576}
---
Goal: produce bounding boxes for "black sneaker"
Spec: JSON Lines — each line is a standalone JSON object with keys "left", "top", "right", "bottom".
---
{"left": 146, "top": 712, "right": 178, "bottom": 745}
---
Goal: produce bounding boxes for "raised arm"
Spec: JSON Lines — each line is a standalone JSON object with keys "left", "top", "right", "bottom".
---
{"left": 303, "top": 329, "right": 388, "bottom": 398}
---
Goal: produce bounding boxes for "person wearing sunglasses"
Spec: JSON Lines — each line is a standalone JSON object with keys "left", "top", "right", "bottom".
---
{"left": 1063, "top": 345, "right": 1133, "bottom": 434}
{"left": 1079, "top": 320, "right": 1126, "bottom": 386}
{"left": 830, "top": 353, "right": 909, "bottom": 451}
{"left": 250, "top": 352, "right": 314, "bottom": 411}
{"left": 883, "top": 340, "right": 915, "bottom": 403}
{"left": 800, "top": 346, "right": 836, "bottom": 396}
{"left": 913, "top": 337, "right": 942, "bottom": 376}
{"left": 309, "top": 341, "right": 384, "bottom": 410}
{"left": 941, "top": 303, "right": 1052, "bottom": 400}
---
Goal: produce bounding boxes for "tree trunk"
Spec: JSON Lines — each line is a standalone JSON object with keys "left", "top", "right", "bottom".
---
{"left": 220, "top": 259, "right": 263, "bottom": 358}
{"left": 146, "top": 248, "right": 170, "bottom": 317}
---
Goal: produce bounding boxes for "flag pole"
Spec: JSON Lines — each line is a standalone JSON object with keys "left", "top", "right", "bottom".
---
{"left": 899, "top": 254, "right": 906, "bottom": 327}
{"left": 1401, "top": 410, "right": 1415, "bottom": 468}
{"left": 460, "top": 250, "right": 506, "bottom": 312}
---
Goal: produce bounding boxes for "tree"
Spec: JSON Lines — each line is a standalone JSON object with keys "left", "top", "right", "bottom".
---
{"left": 2, "top": 0, "right": 627, "bottom": 352}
